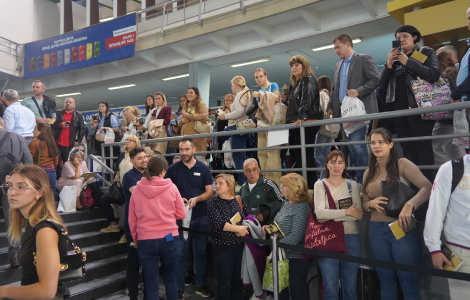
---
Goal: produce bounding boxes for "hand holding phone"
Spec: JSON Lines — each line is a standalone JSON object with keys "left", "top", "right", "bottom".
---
{"left": 392, "top": 40, "right": 401, "bottom": 51}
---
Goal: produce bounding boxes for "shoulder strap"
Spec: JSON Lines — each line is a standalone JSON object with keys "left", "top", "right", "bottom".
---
{"left": 0, "top": 131, "right": 10, "bottom": 147}
{"left": 451, "top": 157, "right": 465, "bottom": 194}
{"left": 235, "top": 195, "right": 245, "bottom": 217}
{"left": 32, "top": 220, "right": 81, "bottom": 254}
{"left": 264, "top": 179, "right": 270, "bottom": 203}
{"left": 31, "top": 97, "right": 44, "bottom": 118}
{"left": 322, "top": 181, "right": 337, "bottom": 209}
{"left": 37, "top": 141, "right": 42, "bottom": 166}
{"left": 346, "top": 179, "right": 352, "bottom": 195}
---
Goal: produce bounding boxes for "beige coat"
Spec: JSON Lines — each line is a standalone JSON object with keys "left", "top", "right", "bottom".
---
{"left": 178, "top": 100, "right": 210, "bottom": 153}
{"left": 255, "top": 91, "right": 277, "bottom": 125}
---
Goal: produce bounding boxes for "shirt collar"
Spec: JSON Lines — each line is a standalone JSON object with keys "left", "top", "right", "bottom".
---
{"left": 343, "top": 51, "right": 355, "bottom": 63}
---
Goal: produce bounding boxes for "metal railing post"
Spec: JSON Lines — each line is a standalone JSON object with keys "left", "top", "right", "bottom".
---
{"left": 183, "top": 0, "right": 186, "bottom": 26}
{"left": 299, "top": 125, "right": 307, "bottom": 181}
{"left": 240, "top": 0, "right": 245, "bottom": 13}
{"left": 110, "top": 145, "right": 114, "bottom": 180}
{"left": 271, "top": 236, "right": 279, "bottom": 299}
{"left": 198, "top": 0, "right": 203, "bottom": 25}
{"left": 160, "top": 4, "right": 166, "bottom": 35}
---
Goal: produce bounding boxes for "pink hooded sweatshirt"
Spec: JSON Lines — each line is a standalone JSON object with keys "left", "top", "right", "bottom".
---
{"left": 129, "top": 176, "right": 186, "bottom": 242}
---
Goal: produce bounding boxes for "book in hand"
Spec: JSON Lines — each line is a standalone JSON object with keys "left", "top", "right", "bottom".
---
{"left": 337, "top": 196, "right": 353, "bottom": 209}
{"left": 441, "top": 244, "right": 463, "bottom": 272}
{"left": 80, "top": 172, "right": 99, "bottom": 178}
{"left": 389, "top": 215, "right": 417, "bottom": 240}
{"left": 230, "top": 212, "right": 242, "bottom": 225}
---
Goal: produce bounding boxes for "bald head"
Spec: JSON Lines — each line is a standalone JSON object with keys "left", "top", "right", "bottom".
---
{"left": 64, "top": 98, "right": 76, "bottom": 112}
{"left": 437, "top": 45, "right": 458, "bottom": 63}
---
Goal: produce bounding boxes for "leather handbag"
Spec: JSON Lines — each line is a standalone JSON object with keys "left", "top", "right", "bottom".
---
{"left": 193, "top": 120, "right": 212, "bottom": 134}
{"left": 381, "top": 180, "right": 417, "bottom": 219}
{"left": 302, "top": 182, "right": 347, "bottom": 259}
{"left": 244, "top": 89, "right": 258, "bottom": 116}
{"left": 104, "top": 182, "right": 125, "bottom": 205}
{"left": 236, "top": 119, "right": 256, "bottom": 131}
{"left": 33, "top": 220, "right": 86, "bottom": 283}
{"left": 95, "top": 133, "right": 105, "bottom": 142}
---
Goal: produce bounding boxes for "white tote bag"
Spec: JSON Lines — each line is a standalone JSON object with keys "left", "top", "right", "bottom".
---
{"left": 182, "top": 205, "right": 193, "bottom": 241}
{"left": 341, "top": 96, "right": 370, "bottom": 137}
{"left": 453, "top": 109, "right": 470, "bottom": 148}
{"left": 104, "top": 128, "right": 115, "bottom": 143}
{"left": 57, "top": 186, "right": 77, "bottom": 213}
{"left": 222, "top": 139, "right": 236, "bottom": 169}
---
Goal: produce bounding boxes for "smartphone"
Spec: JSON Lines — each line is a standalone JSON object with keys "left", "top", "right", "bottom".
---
{"left": 65, "top": 121, "right": 71, "bottom": 125}
{"left": 392, "top": 40, "right": 401, "bottom": 51}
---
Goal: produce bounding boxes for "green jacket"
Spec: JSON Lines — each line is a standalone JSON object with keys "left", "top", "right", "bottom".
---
{"left": 239, "top": 177, "right": 284, "bottom": 209}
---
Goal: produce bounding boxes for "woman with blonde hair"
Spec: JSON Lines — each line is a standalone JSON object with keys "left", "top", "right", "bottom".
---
{"left": 287, "top": 55, "right": 323, "bottom": 189}
{"left": 262, "top": 173, "right": 311, "bottom": 300}
{"left": 141, "top": 92, "right": 172, "bottom": 155}
{"left": 0, "top": 165, "right": 69, "bottom": 299}
{"left": 208, "top": 174, "right": 250, "bottom": 300}
{"left": 218, "top": 76, "right": 251, "bottom": 188}
{"left": 178, "top": 87, "right": 210, "bottom": 164}
{"left": 115, "top": 134, "right": 142, "bottom": 183}
{"left": 120, "top": 106, "right": 141, "bottom": 143}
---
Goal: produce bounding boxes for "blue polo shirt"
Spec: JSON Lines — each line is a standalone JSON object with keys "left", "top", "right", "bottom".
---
{"left": 122, "top": 167, "right": 144, "bottom": 227}
{"left": 339, "top": 51, "right": 355, "bottom": 103}
{"left": 165, "top": 159, "right": 212, "bottom": 219}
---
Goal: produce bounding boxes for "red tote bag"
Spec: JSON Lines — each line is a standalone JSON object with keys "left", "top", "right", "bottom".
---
{"left": 302, "top": 182, "right": 347, "bottom": 259}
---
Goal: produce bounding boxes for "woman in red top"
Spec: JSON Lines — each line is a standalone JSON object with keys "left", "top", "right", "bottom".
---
{"left": 29, "top": 123, "right": 59, "bottom": 194}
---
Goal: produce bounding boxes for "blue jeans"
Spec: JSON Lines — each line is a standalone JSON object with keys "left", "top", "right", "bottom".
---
{"left": 314, "top": 132, "right": 333, "bottom": 180}
{"left": 369, "top": 222, "right": 422, "bottom": 300}
{"left": 176, "top": 216, "right": 208, "bottom": 290}
{"left": 341, "top": 124, "right": 368, "bottom": 184}
{"left": 43, "top": 168, "right": 57, "bottom": 195}
{"left": 318, "top": 234, "right": 362, "bottom": 300}
{"left": 227, "top": 125, "right": 248, "bottom": 185}
{"left": 212, "top": 243, "right": 244, "bottom": 300}
{"left": 138, "top": 236, "right": 179, "bottom": 300}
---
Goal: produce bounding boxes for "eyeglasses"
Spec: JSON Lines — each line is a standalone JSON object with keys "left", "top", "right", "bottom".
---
{"left": 125, "top": 139, "right": 136, "bottom": 143}
{"left": 245, "top": 168, "right": 259, "bottom": 174}
{"left": 1, "top": 183, "right": 38, "bottom": 195}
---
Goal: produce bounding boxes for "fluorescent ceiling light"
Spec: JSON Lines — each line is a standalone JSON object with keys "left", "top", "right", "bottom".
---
{"left": 312, "top": 38, "right": 362, "bottom": 52}
{"left": 231, "top": 57, "right": 271, "bottom": 68}
{"left": 162, "top": 73, "right": 190, "bottom": 81}
{"left": 56, "top": 92, "right": 82, "bottom": 97}
{"left": 100, "top": 17, "right": 114, "bottom": 22}
{"left": 108, "top": 84, "right": 136, "bottom": 90}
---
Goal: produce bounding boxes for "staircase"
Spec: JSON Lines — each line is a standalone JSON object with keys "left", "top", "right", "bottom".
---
{"left": 0, "top": 207, "right": 132, "bottom": 300}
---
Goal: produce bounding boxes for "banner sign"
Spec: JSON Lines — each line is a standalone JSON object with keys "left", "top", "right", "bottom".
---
{"left": 24, "top": 14, "right": 136, "bottom": 79}
{"left": 81, "top": 105, "right": 146, "bottom": 123}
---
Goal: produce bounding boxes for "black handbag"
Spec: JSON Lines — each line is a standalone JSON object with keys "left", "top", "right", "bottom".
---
{"left": 104, "top": 182, "right": 125, "bottom": 205}
{"left": 33, "top": 220, "right": 86, "bottom": 283}
{"left": 381, "top": 180, "right": 417, "bottom": 219}
{"left": 243, "top": 89, "right": 258, "bottom": 116}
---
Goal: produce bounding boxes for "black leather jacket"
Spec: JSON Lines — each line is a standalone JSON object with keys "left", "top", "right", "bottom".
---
{"left": 379, "top": 45, "right": 440, "bottom": 109}
{"left": 286, "top": 75, "right": 323, "bottom": 122}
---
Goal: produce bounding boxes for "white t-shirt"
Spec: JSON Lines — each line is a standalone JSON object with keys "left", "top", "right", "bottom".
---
{"left": 248, "top": 182, "right": 256, "bottom": 192}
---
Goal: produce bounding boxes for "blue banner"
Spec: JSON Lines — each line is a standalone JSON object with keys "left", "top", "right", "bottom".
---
{"left": 81, "top": 105, "right": 147, "bottom": 123}
{"left": 24, "top": 14, "right": 136, "bottom": 79}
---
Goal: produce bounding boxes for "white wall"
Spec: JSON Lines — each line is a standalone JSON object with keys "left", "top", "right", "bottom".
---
{"left": 0, "top": 0, "right": 60, "bottom": 44}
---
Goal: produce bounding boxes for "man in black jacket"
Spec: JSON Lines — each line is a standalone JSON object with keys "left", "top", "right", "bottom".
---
{"left": 51, "top": 98, "right": 85, "bottom": 164}
{"left": 451, "top": 7, "right": 470, "bottom": 103}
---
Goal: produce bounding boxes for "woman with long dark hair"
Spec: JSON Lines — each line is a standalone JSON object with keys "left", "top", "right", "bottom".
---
{"left": 143, "top": 92, "right": 172, "bottom": 155}
{"left": 362, "top": 128, "right": 431, "bottom": 300}
{"left": 91, "top": 101, "right": 120, "bottom": 156}
{"left": 0, "top": 165, "right": 69, "bottom": 299}
{"left": 178, "top": 87, "right": 210, "bottom": 164}
{"left": 286, "top": 55, "right": 323, "bottom": 188}
{"left": 29, "top": 123, "right": 59, "bottom": 194}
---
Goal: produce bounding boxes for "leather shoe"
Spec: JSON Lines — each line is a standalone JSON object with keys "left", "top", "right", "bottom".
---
{"left": 10, "top": 257, "right": 20, "bottom": 268}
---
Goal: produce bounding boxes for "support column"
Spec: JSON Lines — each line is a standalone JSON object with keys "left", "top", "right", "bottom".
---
{"left": 146, "top": 0, "right": 157, "bottom": 19}
{"left": 60, "top": 0, "right": 73, "bottom": 34}
{"left": 114, "top": 0, "right": 126, "bottom": 18}
{"left": 86, "top": 0, "right": 99, "bottom": 26}
{"left": 189, "top": 62, "right": 211, "bottom": 107}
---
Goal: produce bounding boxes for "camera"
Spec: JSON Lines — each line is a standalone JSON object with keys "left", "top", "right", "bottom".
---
{"left": 91, "top": 115, "right": 99, "bottom": 122}
{"left": 216, "top": 108, "right": 224, "bottom": 115}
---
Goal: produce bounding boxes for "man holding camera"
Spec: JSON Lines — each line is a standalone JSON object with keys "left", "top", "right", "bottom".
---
{"left": 51, "top": 98, "right": 85, "bottom": 164}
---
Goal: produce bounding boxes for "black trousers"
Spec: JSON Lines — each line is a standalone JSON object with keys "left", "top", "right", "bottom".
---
{"left": 289, "top": 125, "right": 320, "bottom": 189}
{"left": 58, "top": 145, "right": 73, "bottom": 164}
{"left": 394, "top": 114, "right": 435, "bottom": 181}
{"left": 212, "top": 243, "right": 244, "bottom": 300}
{"left": 98, "top": 195, "right": 117, "bottom": 225}
{"left": 125, "top": 224, "right": 143, "bottom": 298}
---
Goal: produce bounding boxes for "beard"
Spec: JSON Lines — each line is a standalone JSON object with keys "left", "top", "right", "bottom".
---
{"left": 182, "top": 153, "right": 193, "bottom": 162}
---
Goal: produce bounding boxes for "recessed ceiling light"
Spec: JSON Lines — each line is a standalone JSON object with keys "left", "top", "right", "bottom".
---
{"left": 231, "top": 57, "right": 271, "bottom": 68}
{"left": 162, "top": 73, "right": 190, "bottom": 81}
{"left": 100, "top": 17, "right": 114, "bottom": 22}
{"left": 108, "top": 84, "right": 136, "bottom": 90}
{"left": 312, "top": 38, "right": 362, "bottom": 52}
{"left": 56, "top": 92, "right": 82, "bottom": 97}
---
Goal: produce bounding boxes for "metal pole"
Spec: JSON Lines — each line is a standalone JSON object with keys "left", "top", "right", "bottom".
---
{"left": 198, "top": 0, "right": 202, "bottom": 25}
{"left": 271, "top": 236, "right": 279, "bottom": 300}
{"left": 183, "top": 0, "right": 186, "bottom": 26}
{"left": 240, "top": 0, "right": 245, "bottom": 13}
{"left": 160, "top": 4, "right": 166, "bottom": 35}
{"left": 299, "top": 125, "right": 307, "bottom": 181}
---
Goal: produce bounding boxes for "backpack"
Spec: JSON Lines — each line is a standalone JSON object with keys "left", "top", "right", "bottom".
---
{"left": 451, "top": 157, "right": 465, "bottom": 194}
{"left": 0, "top": 131, "right": 22, "bottom": 185}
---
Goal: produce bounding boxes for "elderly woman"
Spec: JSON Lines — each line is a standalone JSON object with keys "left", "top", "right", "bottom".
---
{"left": 120, "top": 106, "right": 141, "bottom": 143}
{"left": 57, "top": 148, "right": 96, "bottom": 211}
{"left": 262, "top": 173, "right": 311, "bottom": 300}
{"left": 115, "top": 135, "right": 141, "bottom": 183}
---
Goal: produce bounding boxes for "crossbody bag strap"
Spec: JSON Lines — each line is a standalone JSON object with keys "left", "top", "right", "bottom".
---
{"left": 235, "top": 195, "right": 245, "bottom": 218}
{"left": 32, "top": 220, "right": 82, "bottom": 255}
{"left": 37, "top": 141, "right": 42, "bottom": 166}
{"left": 31, "top": 97, "right": 44, "bottom": 118}
{"left": 264, "top": 179, "right": 270, "bottom": 203}
{"left": 346, "top": 179, "right": 352, "bottom": 195}
{"left": 0, "top": 131, "right": 10, "bottom": 147}
{"left": 322, "top": 181, "right": 338, "bottom": 209}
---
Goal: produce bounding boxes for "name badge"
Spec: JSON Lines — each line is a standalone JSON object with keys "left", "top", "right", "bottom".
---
{"left": 194, "top": 172, "right": 201, "bottom": 176}
{"left": 337, "top": 197, "right": 353, "bottom": 209}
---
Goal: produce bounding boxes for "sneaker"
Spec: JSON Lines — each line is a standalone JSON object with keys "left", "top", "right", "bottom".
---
{"left": 178, "top": 290, "right": 184, "bottom": 300}
{"left": 184, "top": 275, "right": 193, "bottom": 286}
{"left": 100, "top": 225, "right": 119, "bottom": 233}
{"left": 195, "top": 285, "right": 211, "bottom": 297}
{"left": 119, "top": 235, "right": 126, "bottom": 244}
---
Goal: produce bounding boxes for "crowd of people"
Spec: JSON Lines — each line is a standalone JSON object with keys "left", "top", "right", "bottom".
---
{"left": 0, "top": 10, "right": 469, "bottom": 300}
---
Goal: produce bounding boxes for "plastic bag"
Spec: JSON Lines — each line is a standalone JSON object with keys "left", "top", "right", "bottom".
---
{"left": 57, "top": 186, "right": 77, "bottom": 213}
{"left": 222, "top": 138, "right": 236, "bottom": 168}
{"left": 453, "top": 109, "right": 470, "bottom": 148}
{"left": 182, "top": 205, "right": 193, "bottom": 241}
{"left": 262, "top": 248, "right": 289, "bottom": 292}
{"left": 341, "top": 96, "right": 369, "bottom": 137}
{"left": 104, "top": 128, "right": 115, "bottom": 143}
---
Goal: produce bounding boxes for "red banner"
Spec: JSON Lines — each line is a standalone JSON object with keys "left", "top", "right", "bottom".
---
{"left": 105, "top": 32, "right": 136, "bottom": 51}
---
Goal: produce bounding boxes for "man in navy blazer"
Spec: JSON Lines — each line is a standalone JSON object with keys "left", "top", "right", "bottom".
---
{"left": 327, "top": 34, "right": 379, "bottom": 185}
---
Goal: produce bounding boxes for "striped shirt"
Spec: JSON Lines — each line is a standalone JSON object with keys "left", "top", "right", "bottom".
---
{"left": 274, "top": 201, "right": 310, "bottom": 259}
